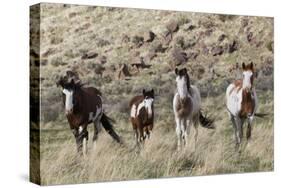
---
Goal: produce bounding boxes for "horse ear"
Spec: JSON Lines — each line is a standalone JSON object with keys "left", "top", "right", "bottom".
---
{"left": 151, "top": 89, "right": 154, "bottom": 95}
{"left": 242, "top": 62, "right": 246, "bottom": 70}
{"left": 183, "top": 68, "right": 187, "bottom": 74}
{"left": 143, "top": 89, "right": 146, "bottom": 95}
{"left": 70, "top": 78, "right": 74, "bottom": 84}
{"left": 175, "top": 68, "right": 178, "bottom": 75}
{"left": 250, "top": 62, "right": 254, "bottom": 70}
{"left": 56, "top": 78, "right": 64, "bottom": 88}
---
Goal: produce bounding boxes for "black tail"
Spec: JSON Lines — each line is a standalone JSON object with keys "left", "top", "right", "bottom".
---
{"left": 254, "top": 113, "right": 268, "bottom": 118}
{"left": 199, "top": 110, "right": 215, "bottom": 129}
{"left": 100, "top": 113, "right": 121, "bottom": 143}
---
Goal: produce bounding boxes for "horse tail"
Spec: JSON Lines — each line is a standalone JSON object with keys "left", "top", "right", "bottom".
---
{"left": 100, "top": 113, "right": 121, "bottom": 143}
{"left": 254, "top": 113, "right": 268, "bottom": 118}
{"left": 199, "top": 110, "right": 215, "bottom": 129}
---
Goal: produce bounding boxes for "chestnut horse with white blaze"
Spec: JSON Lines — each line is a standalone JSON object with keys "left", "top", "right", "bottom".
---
{"left": 57, "top": 78, "right": 121, "bottom": 156}
{"left": 130, "top": 89, "right": 154, "bottom": 146}
{"left": 226, "top": 62, "right": 259, "bottom": 149}
{"left": 173, "top": 68, "right": 214, "bottom": 151}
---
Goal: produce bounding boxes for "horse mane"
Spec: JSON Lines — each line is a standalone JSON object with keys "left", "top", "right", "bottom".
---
{"left": 185, "top": 74, "right": 191, "bottom": 94}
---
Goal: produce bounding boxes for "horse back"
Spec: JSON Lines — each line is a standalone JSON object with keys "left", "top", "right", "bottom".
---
{"left": 129, "top": 95, "right": 144, "bottom": 107}
{"left": 81, "top": 87, "right": 102, "bottom": 112}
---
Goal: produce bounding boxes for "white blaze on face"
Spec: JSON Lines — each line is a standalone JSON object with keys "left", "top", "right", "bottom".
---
{"left": 176, "top": 75, "right": 188, "bottom": 99}
{"left": 242, "top": 71, "right": 253, "bottom": 90}
{"left": 62, "top": 89, "right": 74, "bottom": 113}
{"left": 143, "top": 98, "right": 154, "bottom": 118}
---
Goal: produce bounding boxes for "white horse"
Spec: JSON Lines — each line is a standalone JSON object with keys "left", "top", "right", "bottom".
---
{"left": 173, "top": 68, "right": 214, "bottom": 151}
{"left": 226, "top": 62, "right": 258, "bottom": 150}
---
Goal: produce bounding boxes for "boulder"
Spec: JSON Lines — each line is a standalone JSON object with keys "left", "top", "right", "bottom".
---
{"left": 143, "top": 31, "right": 156, "bottom": 42}
{"left": 150, "top": 41, "right": 167, "bottom": 53}
{"left": 131, "top": 57, "right": 151, "bottom": 69}
{"left": 102, "top": 65, "right": 116, "bottom": 80}
{"left": 218, "top": 34, "right": 226, "bottom": 42}
{"left": 116, "top": 64, "right": 131, "bottom": 80}
{"left": 94, "top": 64, "right": 105, "bottom": 76}
{"left": 98, "top": 55, "right": 107, "bottom": 64}
{"left": 96, "top": 38, "right": 110, "bottom": 47}
{"left": 166, "top": 20, "right": 179, "bottom": 33}
{"left": 132, "top": 35, "right": 144, "bottom": 47}
{"left": 121, "top": 34, "right": 130, "bottom": 43}
{"left": 172, "top": 47, "right": 188, "bottom": 66}
{"left": 145, "top": 51, "right": 157, "bottom": 61}
{"left": 183, "top": 23, "right": 196, "bottom": 32}
{"left": 228, "top": 40, "right": 239, "bottom": 53}
{"left": 211, "top": 46, "right": 224, "bottom": 56}
{"left": 247, "top": 32, "right": 254, "bottom": 42}
{"left": 81, "top": 51, "right": 98, "bottom": 59}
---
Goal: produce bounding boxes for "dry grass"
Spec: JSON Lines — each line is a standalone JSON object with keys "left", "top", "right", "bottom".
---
{"left": 32, "top": 3, "right": 274, "bottom": 185}
{"left": 39, "top": 94, "right": 273, "bottom": 185}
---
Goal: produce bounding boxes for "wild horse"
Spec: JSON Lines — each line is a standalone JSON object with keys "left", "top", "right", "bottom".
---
{"left": 130, "top": 89, "right": 154, "bottom": 147}
{"left": 57, "top": 77, "right": 121, "bottom": 156}
{"left": 226, "top": 62, "right": 261, "bottom": 150}
{"left": 173, "top": 68, "right": 214, "bottom": 151}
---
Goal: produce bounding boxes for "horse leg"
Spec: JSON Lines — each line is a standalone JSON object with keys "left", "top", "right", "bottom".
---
{"left": 234, "top": 117, "right": 243, "bottom": 151}
{"left": 230, "top": 115, "right": 239, "bottom": 149}
{"left": 93, "top": 121, "right": 101, "bottom": 150}
{"left": 175, "top": 116, "right": 182, "bottom": 151}
{"left": 134, "top": 128, "right": 139, "bottom": 147}
{"left": 246, "top": 116, "right": 254, "bottom": 141}
{"left": 147, "top": 124, "right": 153, "bottom": 140}
{"left": 138, "top": 126, "right": 145, "bottom": 147}
{"left": 143, "top": 126, "right": 148, "bottom": 140}
{"left": 74, "top": 125, "right": 89, "bottom": 156}
{"left": 182, "top": 118, "right": 189, "bottom": 147}
{"left": 193, "top": 115, "right": 199, "bottom": 150}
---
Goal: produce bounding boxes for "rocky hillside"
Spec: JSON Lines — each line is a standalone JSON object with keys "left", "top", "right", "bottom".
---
{"left": 32, "top": 3, "right": 274, "bottom": 122}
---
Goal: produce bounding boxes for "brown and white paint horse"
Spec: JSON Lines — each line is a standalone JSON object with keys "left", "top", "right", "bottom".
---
{"left": 130, "top": 89, "right": 154, "bottom": 146}
{"left": 226, "top": 62, "right": 258, "bottom": 149}
{"left": 57, "top": 78, "right": 121, "bottom": 156}
{"left": 173, "top": 68, "right": 214, "bottom": 151}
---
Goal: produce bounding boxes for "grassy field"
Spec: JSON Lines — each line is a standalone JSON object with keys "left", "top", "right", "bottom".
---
{"left": 32, "top": 3, "right": 274, "bottom": 185}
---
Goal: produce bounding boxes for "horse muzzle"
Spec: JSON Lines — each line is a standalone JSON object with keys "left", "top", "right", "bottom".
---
{"left": 245, "top": 87, "right": 252, "bottom": 93}
{"left": 65, "top": 109, "right": 73, "bottom": 115}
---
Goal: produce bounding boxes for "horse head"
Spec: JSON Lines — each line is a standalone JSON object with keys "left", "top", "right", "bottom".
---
{"left": 242, "top": 62, "right": 254, "bottom": 93}
{"left": 175, "top": 67, "right": 191, "bottom": 98}
{"left": 57, "top": 77, "right": 82, "bottom": 115}
{"left": 142, "top": 89, "right": 154, "bottom": 118}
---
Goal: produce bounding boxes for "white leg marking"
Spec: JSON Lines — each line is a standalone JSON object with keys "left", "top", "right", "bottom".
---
{"left": 78, "top": 126, "right": 83, "bottom": 134}
{"left": 88, "top": 112, "right": 93, "bottom": 121}
{"left": 175, "top": 117, "right": 182, "bottom": 151}
{"left": 90, "top": 106, "right": 102, "bottom": 122}
{"left": 82, "top": 137, "right": 87, "bottom": 156}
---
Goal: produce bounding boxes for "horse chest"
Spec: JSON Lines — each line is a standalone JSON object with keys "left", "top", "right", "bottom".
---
{"left": 240, "top": 92, "right": 255, "bottom": 117}
{"left": 67, "top": 114, "right": 87, "bottom": 128}
{"left": 131, "top": 104, "right": 153, "bottom": 125}
{"left": 176, "top": 97, "right": 193, "bottom": 117}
